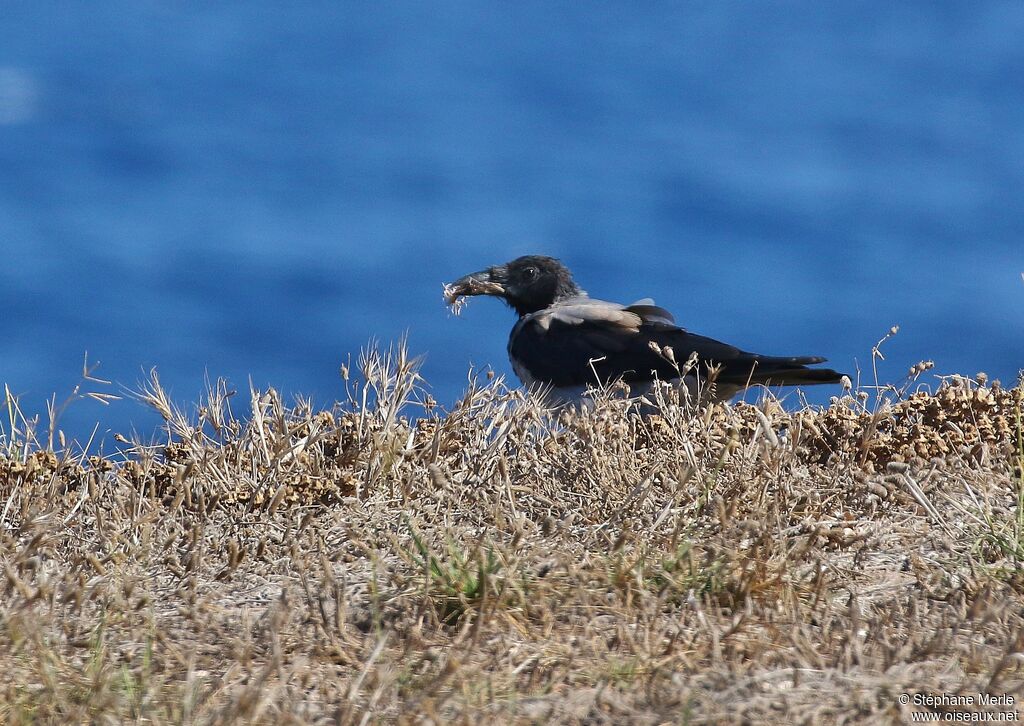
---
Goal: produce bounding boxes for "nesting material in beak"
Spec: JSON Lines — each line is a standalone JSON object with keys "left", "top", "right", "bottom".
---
{"left": 442, "top": 271, "right": 505, "bottom": 314}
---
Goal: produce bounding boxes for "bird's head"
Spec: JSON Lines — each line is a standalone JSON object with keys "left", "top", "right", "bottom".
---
{"left": 445, "top": 255, "right": 582, "bottom": 316}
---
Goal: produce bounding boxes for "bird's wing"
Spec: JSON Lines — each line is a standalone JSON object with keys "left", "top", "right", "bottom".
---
{"left": 625, "top": 298, "right": 675, "bottom": 325}
{"left": 510, "top": 298, "right": 838, "bottom": 389}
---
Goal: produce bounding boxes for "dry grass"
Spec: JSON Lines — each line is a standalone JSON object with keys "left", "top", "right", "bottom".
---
{"left": 1, "top": 345, "right": 1023, "bottom": 724}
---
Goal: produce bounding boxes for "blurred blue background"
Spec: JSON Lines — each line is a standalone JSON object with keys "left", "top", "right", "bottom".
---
{"left": 1, "top": 2, "right": 1022, "bottom": 445}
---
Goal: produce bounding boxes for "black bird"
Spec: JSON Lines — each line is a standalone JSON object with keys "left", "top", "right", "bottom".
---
{"left": 445, "top": 255, "right": 846, "bottom": 405}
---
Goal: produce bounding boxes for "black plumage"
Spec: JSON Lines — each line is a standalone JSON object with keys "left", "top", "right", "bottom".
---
{"left": 445, "top": 255, "right": 845, "bottom": 404}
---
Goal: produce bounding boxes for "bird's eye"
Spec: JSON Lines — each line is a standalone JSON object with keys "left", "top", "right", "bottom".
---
{"left": 523, "top": 266, "right": 538, "bottom": 280}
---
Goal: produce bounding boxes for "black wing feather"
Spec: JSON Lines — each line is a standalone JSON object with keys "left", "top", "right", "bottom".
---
{"left": 509, "top": 302, "right": 841, "bottom": 388}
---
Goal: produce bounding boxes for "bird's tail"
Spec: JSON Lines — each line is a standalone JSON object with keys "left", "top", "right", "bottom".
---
{"left": 745, "top": 364, "right": 845, "bottom": 387}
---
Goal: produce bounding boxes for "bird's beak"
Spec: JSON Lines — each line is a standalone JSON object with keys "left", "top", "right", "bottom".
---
{"left": 443, "top": 266, "right": 507, "bottom": 305}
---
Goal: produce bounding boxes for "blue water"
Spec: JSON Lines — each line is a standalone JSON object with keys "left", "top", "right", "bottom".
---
{"left": 2, "top": 3, "right": 1022, "bottom": 445}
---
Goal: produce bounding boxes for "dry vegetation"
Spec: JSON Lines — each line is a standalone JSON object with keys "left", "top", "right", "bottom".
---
{"left": 1, "top": 344, "right": 1023, "bottom": 724}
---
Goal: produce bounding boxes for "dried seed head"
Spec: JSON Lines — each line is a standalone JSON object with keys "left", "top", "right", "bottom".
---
{"left": 268, "top": 483, "right": 288, "bottom": 515}
{"left": 909, "top": 360, "right": 936, "bottom": 378}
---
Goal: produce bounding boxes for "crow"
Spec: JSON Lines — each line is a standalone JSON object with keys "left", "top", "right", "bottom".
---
{"left": 445, "top": 255, "right": 845, "bottom": 406}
